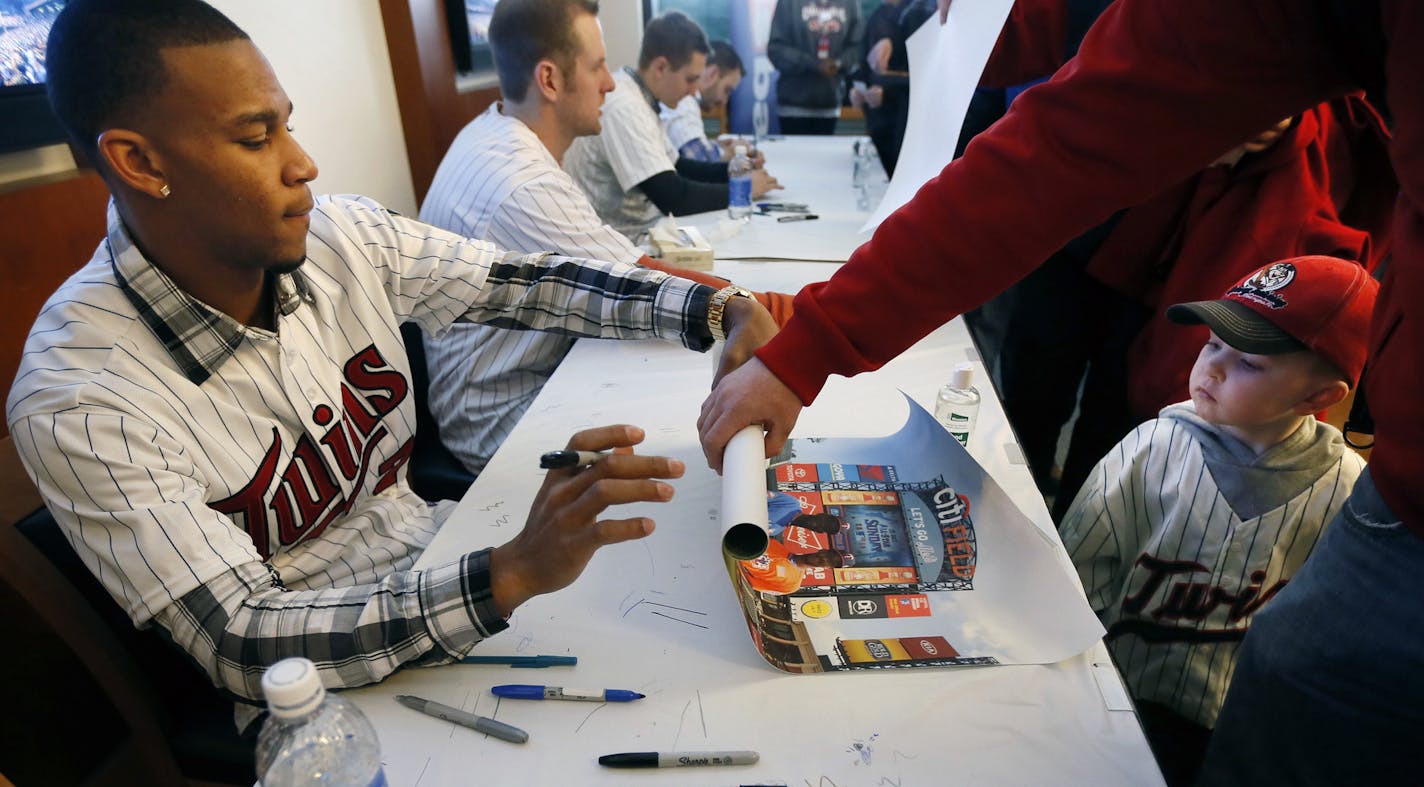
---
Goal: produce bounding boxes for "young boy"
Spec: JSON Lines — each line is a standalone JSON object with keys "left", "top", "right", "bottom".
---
{"left": 1058, "top": 255, "right": 1376, "bottom": 783}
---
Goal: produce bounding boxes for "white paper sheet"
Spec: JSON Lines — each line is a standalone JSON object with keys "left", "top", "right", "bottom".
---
{"left": 339, "top": 254, "right": 1158, "bottom": 785}
{"left": 862, "top": 0, "right": 1015, "bottom": 232}
{"left": 726, "top": 394, "right": 1105, "bottom": 668}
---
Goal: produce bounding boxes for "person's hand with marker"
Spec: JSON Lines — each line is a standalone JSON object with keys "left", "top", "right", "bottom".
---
{"left": 751, "top": 167, "right": 782, "bottom": 199}
{"left": 489, "top": 425, "right": 682, "bottom": 616}
{"left": 718, "top": 138, "right": 766, "bottom": 169}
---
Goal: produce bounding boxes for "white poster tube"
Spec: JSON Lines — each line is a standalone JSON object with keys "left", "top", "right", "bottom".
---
{"left": 721, "top": 424, "right": 770, "bottom": 560}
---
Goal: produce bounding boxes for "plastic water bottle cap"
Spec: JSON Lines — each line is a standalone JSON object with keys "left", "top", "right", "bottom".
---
{"left": 950, "top": 362, "right": 974, "bottom": 391}
{"left": 734, "top": 145, "right": 747, "bottom": 156}
{"left": 262, "top": 657, "right": 326, "bottom": 720}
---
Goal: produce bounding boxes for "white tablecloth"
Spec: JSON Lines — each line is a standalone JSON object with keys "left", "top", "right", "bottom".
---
{"left": 343, "top": 255, "right": 1162, "bottom": 785}
{"left": 680, "top": 135, "right": 887, "bottom": 262}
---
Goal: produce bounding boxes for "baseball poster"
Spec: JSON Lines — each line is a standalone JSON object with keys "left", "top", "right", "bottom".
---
{"left": 724, "top": 396, "right": 1104, "bottom": 673}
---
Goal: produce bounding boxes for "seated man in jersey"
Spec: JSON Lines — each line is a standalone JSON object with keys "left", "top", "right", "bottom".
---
{"left": 660, "top": 39, "right": 758, "bottom": 164}
{"left": 563, "top": 11, "right": 781, "bottom": 237}
{"left": 420, "top": 0, "right": 796, "bottom": 475}
{"left": 9, "top": 0, "right": 777, "bottom": 730}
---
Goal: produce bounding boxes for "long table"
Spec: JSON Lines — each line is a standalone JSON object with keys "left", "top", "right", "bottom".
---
{"left": 681, "top": 135, "right": 886, "bottom": 262}
{"left": 343, "top": 140, "right": 1161, "bottom": 785}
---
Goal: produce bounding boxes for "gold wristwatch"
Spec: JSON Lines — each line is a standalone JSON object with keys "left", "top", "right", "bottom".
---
{"left": 707, "top": 284, "right": 753, "bottom": 342}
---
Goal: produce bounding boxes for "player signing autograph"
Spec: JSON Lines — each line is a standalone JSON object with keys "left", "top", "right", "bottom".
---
{"left": 7, "top": 0, "right": 776, "bottom": 727}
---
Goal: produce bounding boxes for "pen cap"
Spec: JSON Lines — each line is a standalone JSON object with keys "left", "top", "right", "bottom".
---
{"left": 262, "top": 657, "right": 325, "bottom": 720}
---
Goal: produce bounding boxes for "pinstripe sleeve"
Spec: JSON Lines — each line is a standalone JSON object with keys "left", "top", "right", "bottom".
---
{"left": 486, "top": 174, "right": 642, "bottom": 261}
{"left": 664, "top": 96, "right": 719, "bottom": 161}
{"left": 12, "top": 409, "right": 507, "bottom": 703}
{"left": 599, "top": 91, "right": 678, "bottom": 190}
{"left": 325, "top": 197, "right": 715, "bottom": 351}
{"left": 1060, "top": 425, "right": 1145, "bottom": 611}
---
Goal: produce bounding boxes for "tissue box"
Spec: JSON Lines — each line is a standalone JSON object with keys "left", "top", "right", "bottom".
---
{"left": 648, "top": 223, "right": 715, "bottom": 272}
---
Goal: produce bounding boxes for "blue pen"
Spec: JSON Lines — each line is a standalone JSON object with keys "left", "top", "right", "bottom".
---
{"left": 461, "top": 654, "right": 577, "bottom": 668}
{"left": 492, "top": 684, "right": 645, "bottom": 703}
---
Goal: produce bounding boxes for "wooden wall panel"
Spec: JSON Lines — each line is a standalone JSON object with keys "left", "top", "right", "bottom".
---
{"left": 0, "top": 171, "right": 110, "bottom": 438}
{"left": 379, "top": 0, "right": 499, "bottom": 207}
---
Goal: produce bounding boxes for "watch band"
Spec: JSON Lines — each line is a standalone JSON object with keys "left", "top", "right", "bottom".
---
{"left": 707, "top": 285, "right": 753, "bottom": 342}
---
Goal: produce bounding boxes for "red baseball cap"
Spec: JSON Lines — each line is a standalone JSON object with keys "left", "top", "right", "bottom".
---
{"left": 1166, "top": 255, "right": 1378, "bottom": 384}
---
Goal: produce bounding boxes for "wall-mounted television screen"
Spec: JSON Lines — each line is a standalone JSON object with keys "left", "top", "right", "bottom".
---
{"left": 1, "top": 0, "right": 69, "bottom": 154}
{"left": 444, "top": 0, "right": 497, "bottom": 82}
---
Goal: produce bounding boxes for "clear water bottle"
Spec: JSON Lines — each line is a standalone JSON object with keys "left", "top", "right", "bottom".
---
{"left": 256, "top": 657, "right": 386, "bottom": 786}
{"left": 852, "top": 139, "right": 869, "bottom": 188}
{"left": 935, "top": 362, "right": 981, "bottom": 448}
{"left": 727, "top": 145, "right": 753, "bottom": 219}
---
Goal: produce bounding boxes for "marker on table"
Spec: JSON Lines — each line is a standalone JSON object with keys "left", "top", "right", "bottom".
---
{"left": 460, "top": 654, "right": 577, "bottom": 668}
{"left": 598, "top": 751, "right": 760, "bottom": 768}
{"left": 776, "top": 214, "right": 819, "bottom": 222}
{"left": 756, "top": 201, "right": 808, "bottom": 212}
{"left": 539, "top": 449, "right": 606, "bottom": 469}
{"left": 492, "top": 684, "right": 644, "bottom": 703}
{"left": 395, "top": 695, "right": 528, "bottom": 744}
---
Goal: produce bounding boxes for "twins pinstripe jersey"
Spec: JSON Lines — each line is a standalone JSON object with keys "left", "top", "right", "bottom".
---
{"left": 1059, "top": 403, "right": 1364, "bottom": 728}
{"left": 419, "top": 104, "right": 644, "bottom": 473}
{"left": 6, "top": 195, "right": 715, "bottom": 710}
{"left": 661, "top": 94, "right": 721, "bottom": 162}
{"left": 564, "top": 67, "right": 680, "bottom": 236}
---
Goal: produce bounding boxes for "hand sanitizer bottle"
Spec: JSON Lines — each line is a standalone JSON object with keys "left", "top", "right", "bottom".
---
{"left": 935, "top": 362, "right": 980, "bottom": 448}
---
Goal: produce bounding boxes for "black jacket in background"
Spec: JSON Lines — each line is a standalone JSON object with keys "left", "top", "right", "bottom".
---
{"left": 768, "top": 0, "right": 864, "bottom": 110}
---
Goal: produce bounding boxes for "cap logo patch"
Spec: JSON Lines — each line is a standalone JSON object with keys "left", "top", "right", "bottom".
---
{"left": 1227, "top": 261, "right": 1295, "bottom": 309}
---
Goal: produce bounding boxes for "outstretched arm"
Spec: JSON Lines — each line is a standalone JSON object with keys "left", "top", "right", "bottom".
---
{"left": 699, "top": 0, "right": 1349, "bottom": 469}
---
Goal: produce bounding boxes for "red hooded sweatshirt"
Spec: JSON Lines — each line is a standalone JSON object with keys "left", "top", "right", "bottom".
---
{"left": 755, "top": 0, "right": 1424, "bottom": 535}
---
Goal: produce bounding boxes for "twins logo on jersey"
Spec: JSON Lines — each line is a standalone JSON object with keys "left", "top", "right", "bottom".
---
{"left": 1107, "top": 553, "right": 1289, "bottom": 643}
{"left": 211, "top": 344, "right": 413, "bottom": 560}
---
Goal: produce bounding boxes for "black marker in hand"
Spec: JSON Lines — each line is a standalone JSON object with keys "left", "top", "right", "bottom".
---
{"left": 539, "top": 449, "right": 607, "bottom": 469}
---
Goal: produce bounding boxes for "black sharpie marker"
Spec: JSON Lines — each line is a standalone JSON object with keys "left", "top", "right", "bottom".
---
{"left": 598, "top": 750, "right": 759, "bottom": 768}
{"left": 539, "top": 449, "right": 606, "bottom": 469}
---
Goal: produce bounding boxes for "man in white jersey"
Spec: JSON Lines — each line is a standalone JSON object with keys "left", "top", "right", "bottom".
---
{"left": 9, "top": 0, "right": 775, "bottom": 725}
{"left": 563, "top": 11, "right": 779, "bottom": 237}
{"left": 1058, "top": 255, "right": 1374, "bottom": 783}
{"left": 660, "top": 39, "right": 752, "bottom": 163}
{"left": 420, "top": 0, "right": 795, "bottom": 474}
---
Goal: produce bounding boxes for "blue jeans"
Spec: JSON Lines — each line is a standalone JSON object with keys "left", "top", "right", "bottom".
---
{"left": 1198, "top": 469, "right": 1424, "bottom": 785}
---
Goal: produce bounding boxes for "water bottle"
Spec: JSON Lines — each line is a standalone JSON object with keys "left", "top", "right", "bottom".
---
{"left": 852, "top": 139, "right": 869, "bottom": 188}
{"left": 935, "top": 362, "right": 981, "bottom": 448}
{"left": 256, "top": 657, "right": 387, "bottom": 786}
{"left": 728, "top": 145, "right": 753, "bottom": 219}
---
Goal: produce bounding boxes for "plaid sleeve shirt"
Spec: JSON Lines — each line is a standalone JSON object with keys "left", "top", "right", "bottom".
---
{"left": 7, "top": 196, "right": 716, "bottom": 715}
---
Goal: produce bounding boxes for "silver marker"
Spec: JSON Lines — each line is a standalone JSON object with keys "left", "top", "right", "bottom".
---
{"left": 395, "top": 694, "right": 528, "bottom": 744}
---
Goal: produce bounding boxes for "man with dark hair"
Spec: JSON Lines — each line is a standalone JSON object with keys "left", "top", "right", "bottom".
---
{"left": 420, "top": 0, "right": 795, "bottom": 474}
{"left": 564, "top": 11, "right": 780, "bottom": 236}
{"left": 661, "top": 39, "right": 753, "bottom": 163}
{"left": 11, "top": 0, "right": 776, "bottom": 730}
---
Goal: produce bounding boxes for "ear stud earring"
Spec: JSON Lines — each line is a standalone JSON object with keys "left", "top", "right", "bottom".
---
{"left": 160, "top": 184, "right": 171, "bottom": 197}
